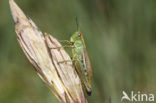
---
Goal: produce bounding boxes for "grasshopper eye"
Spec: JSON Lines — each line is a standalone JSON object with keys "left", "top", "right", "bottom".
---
{"left": 77, "top": 33, "right": 81, "bottom": 37}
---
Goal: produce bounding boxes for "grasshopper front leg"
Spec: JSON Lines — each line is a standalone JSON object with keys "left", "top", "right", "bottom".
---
{"left": 49, "top": 43, "right": 75, "bottom": 64}
{"left": 50, "top": 41, "right": 75, "bottom": 49}
{"left": 59, "top": 40, "right": 74, "bottom": 45}
{"left": 50, "top": 45, "right": 75, "bottom": 49}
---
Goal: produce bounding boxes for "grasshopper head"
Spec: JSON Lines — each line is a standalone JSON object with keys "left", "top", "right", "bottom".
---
{"left": 70, "top": 31, "right": 83, "bottom": 42}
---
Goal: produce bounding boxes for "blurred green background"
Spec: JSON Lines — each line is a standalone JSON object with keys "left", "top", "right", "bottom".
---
{"left": 0, "top": 0, "right": 156, "bottom": 103}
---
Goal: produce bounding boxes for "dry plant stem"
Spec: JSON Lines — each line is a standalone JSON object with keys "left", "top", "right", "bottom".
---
{"left": 9, "top": 0, "right": 87, "bottom": 103}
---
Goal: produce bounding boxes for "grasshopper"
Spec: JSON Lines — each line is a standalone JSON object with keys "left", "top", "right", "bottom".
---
{"left": 55, "top": 31, "right": 93, "bottom": 96}
{"left": 51, "top": 18, "right": 92, "bottom": 95}
{"left": 69, "top": 31, "right": 93, "bottom": 96}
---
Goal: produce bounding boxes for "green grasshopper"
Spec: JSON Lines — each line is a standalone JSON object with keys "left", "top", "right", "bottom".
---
{"left": 57, "top": 31, "right": 93, "bottom": 96}
{"left": 51, "top": 18, "right": 92, "bottom": 95}
{"left": 69, "top": 31, "right": 93, "bottom": 95}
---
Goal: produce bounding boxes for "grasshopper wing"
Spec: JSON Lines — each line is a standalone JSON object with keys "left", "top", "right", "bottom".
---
{"left": 83, "top": 48, "right": 92, "bottom": 77}
{"left": 82, "top": 48, "right": 92, "bottom": 95}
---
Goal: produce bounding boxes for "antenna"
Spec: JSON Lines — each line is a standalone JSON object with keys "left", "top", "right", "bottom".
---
{"left": 75, "top": 16, "right": 79, "bottom": 31}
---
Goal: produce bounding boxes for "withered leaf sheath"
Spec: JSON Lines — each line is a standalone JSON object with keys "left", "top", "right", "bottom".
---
{"left": 9, "top": 0, "right": 87, "bottom": 103}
